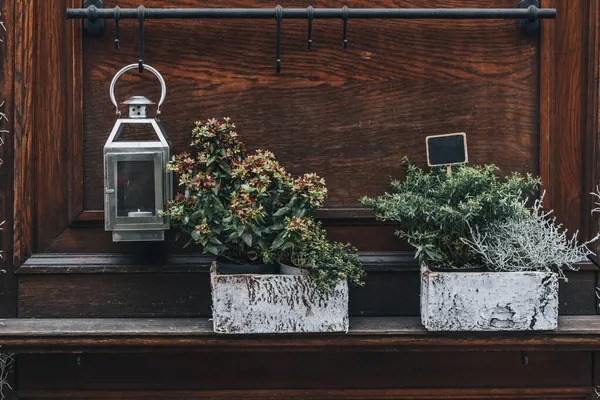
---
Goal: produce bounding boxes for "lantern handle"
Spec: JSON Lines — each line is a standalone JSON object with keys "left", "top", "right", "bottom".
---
{"left": 109, "top": 64, "right": 167, "bottom": 117}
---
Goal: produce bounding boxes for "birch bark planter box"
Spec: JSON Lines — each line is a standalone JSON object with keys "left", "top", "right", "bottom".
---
{"left": 210, "top": 263, "right": 349, "bottom": 334}
{"left": 420, "top": 266, "right": 559, "bottom": 331}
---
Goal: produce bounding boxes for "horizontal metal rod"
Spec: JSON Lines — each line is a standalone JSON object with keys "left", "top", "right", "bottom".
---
{"left": 67, "top": 6, "right": 556, "bottom": 21}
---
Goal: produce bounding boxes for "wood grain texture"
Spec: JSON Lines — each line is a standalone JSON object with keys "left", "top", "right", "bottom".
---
{"left": 16, "top": 264, "right": 597, "bottom": 318}
{"left": 82, "top": 0, "right": 539, "bottom": 215}
{"left": 539, "top": 0, "right": 599, "bottom": 236}
{"left": 15, "top": 351, "right": 590, "bottom": 390}
{"left": 13, "top": 0, "right": 35, "bottom": 267}
{"left": 18, "top": 273, "right": 213, "bottom": 317}
{"left": 0, "top": 0, "right": 16, "bottom": 317}
{"left": 539, "top": 0, "right": 555, "bottom": 211}
{"left": 44, "top": 224, "right": 407, "bottom": 252}
{"left": 13, "top": 0, "right": 83, "bottom": 260}
{"left": 15, "top": 252, "right": 417, "bottom": 273}
{"left": 67, "top": 0, "right": 84, "bottom": 222}
{"left": 12, "top": 387, "right": 597, "bottom": 400}
{"left": 584, "top": 0, "right": 600, "bottom": 242}
{"left": 3, "top": 316, "right": 600, "bottom": 353}
{"left": 34, "top": 0, "right": 82, "bottom": 251}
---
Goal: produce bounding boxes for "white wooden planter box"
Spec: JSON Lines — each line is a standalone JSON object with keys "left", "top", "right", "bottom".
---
{"left": 420, "top": 266, "right": 559, "bottom": 331}
{"left": 210, "top": 263, "right": 349, "bottom": 334}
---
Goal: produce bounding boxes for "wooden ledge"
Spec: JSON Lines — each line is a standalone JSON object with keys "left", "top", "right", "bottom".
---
{"left": 1, "top": 316, "right": 600, "bottom": 353}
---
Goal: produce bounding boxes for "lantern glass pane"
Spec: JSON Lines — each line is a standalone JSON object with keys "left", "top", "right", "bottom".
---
{"left": 116, "top": 161, "right": 156, "bottom": 217}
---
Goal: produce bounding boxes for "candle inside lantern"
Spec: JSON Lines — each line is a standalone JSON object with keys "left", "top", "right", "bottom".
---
{"left": 128, "top": 209, "right": 153, "bottom": 217}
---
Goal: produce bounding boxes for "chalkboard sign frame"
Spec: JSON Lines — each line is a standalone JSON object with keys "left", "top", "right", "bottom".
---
{"left": 425, "top": 132, "right": 468, "bottom": 167}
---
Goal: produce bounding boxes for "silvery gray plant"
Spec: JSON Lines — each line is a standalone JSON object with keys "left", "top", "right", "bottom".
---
{"left": 0, "top": 353, "right": 13, "bottom": 399}
{"left": 461, "top": 192, "right": 599, "bottom": 281}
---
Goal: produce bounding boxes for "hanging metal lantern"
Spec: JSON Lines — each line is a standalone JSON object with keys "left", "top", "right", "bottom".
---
{"left": 104, "top": 64, "right": 171, "bottom": 242}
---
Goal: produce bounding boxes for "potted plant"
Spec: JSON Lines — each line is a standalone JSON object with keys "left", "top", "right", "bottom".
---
{"left": 165, "top": 118, "right": 357, "bottom": 334}
{"left": 271, "top": 216, "right": 365, "bottom": 294}
{"left": 162, "top": 118, "right": 327, "bottom": 274}
{"left": 361, "top": 157, "right": 598, "bottom": 331}
{"left": 361, "top": 157, "right": 540, "bottom": 270}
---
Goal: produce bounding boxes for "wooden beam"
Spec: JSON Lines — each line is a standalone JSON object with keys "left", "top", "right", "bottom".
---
{"left": 0, "top": 0, "right": 16, "bottom": 317}
{"left": 14, "top": 387, "right": 596, "bottom": 399}
{"left": 1, "top": 316, "right": 600, "bottom": 353}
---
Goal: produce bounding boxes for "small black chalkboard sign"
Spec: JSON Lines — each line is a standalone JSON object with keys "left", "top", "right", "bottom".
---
{"left": 426, "top": 132, "right": 468, "bottom": 167}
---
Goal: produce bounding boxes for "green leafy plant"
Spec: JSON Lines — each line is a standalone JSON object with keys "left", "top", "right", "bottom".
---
{"left": 162, "top": 118, "right": 327, "bottom": 264}
{"left": 270, "top": 216, "right": 364, "bottom": 293}
{"left": 360, "top": 157, "right": 539, "bottom": 268}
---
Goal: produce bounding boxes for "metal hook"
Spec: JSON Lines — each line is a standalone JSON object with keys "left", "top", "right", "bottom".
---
{"left": 342, "top": 5, "right": 349, "bottom": 49}
{"left": 138, "top": 5, "right": 145, "bottom": 72}
{"left": 307, "top": 5, "right": 314, "bottom": 50}
{"left": 275, "top": 5, "right": 283, "bottom": 73}
{"left": 114, "top": 5, "right": 120, "bottom": 49}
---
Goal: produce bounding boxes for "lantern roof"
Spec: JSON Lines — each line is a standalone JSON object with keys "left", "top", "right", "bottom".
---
{"left": 123, "top": 95, "right": 155, "bottom": 105}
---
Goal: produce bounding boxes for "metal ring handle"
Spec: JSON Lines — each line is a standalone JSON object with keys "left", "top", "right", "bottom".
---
{"left": 109, "top": 64, "right": 167, "bottom": 117}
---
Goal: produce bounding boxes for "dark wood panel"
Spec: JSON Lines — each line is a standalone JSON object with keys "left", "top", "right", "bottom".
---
{"left": 13, "top": 0, "right": 35, "bottom": 267}
{"left": 17, "top": 271, "right": 418, "bottom": 317}
{"left": 594, "top": 352, "right": 600, "bottom": 387}
{"left": 13, "top": 387, "right": 596, "bottom": 399}
{"left": 13, "top": 0, "right": 83, "bottom": 261}
{"left": 16, "top": 252, "right": 415, "bottom": 274}
{"left": 83, "top": 0, "right": 539, "bottom": 212}
{"left": 539, "top": 0, "right": 555, "bottom": 213}
{"left": 585, "top": 0, "right": 600, "bottom": 244}
{"left": 0, "top": 0, "right": 16, "bottom": 317}
{"left": 34, "top": 0, "right": 81, "bottom": 251}
{"left": 540, "top": 0, "right": 600, "bottom": 236}
{"left": 44, "top": 225, "right": 407, "bottom": 252}
{"left": 18, "top": 273, "right": 212, "bottom": 318}
{"left": 559, "top": 269, "right": 599, "bottom": 315}
{"left": 4, "top": 316, "right": 600, "bottom": 353}
{"left": 16, "top": 351, "right": 591, "bottom": 390}
{"left": 16, "top": 263, "right": 597, "bottom": 318}
{"left": 67, "top": 0, "right": 84, "bottom": 223}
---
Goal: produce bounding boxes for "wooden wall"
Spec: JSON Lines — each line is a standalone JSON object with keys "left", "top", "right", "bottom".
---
{"left": 3, "top": 0, "right": 600, "bottom": 398}
{"left": 84, "top": 0, "right": 540, "bottom": 231}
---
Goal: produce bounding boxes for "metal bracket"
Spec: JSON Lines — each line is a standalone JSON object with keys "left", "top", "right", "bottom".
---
{"left": 520, "top": 0, "right": 540, "bottom": 35}
{"left": 83, "top": 0, "right": 103, "bottom": 36}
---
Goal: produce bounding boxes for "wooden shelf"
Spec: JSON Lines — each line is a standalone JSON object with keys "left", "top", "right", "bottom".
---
{"left": 1, "top": 316, "right": 600, "bottom": 353}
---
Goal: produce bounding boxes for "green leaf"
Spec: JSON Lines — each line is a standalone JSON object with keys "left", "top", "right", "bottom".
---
{"left": 273, "top": 207, "right": 290, "bottom": 217}
{"left": 270, "top": 231, "right": 288, "bottom": 250}
{"left": 205, "top": 245, "right": 220, "bottom": 255}
{"left": 209, "top": 236, "right": 223, "bottom": 245}
{"left": 213, "top": 196, "right": 225, "bottom": 212}
{"left": 241, "top": 232, "right": 252, "bottom": 247}
{"left": 191, "top": 210, "right": 203, "bottom": 220}
{"left": 258, "top": 238, "right": 268, "bottom": 251}
{"left": 191, "top": 231, "right": 200, "bottom": 241}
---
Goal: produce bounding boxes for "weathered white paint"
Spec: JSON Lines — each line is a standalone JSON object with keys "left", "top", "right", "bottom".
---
{"left": 210, "top": 264, "right": 349, "bottom": 334}
{"left": 420, "top": 266, "right": 559, "bottom": 331}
